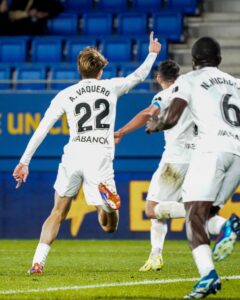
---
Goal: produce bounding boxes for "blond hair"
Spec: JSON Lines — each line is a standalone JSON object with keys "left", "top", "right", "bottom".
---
{"left": 77, "top": 47, "right": 108, "bottom": 79}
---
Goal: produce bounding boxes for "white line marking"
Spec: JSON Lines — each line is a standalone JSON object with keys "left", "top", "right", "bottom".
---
{"left": 0, "top": 275, "right": 240, "bottom": 295}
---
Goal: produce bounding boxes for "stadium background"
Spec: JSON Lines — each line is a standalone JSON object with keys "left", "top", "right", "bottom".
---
{"left": 0, "top": 0, "right": 240, "bottom": 240}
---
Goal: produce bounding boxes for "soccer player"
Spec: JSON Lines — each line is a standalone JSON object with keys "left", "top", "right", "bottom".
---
{"left": 156, "top": 37, "right": 240, "bottom": 298}
{"left": 114, "top": 60, "right": 227, "bottom": 272}
{"left": 12, "top": 32, "right": 161, "bottom": 274}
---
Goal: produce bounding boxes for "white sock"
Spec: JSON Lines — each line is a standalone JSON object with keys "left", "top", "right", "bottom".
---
{"left": 192, "top": 244, "right": 215, "bottom": 277}
{"left": 207, "top": 215, "right": 226, "bottom": 235}
{"left": 32, "top": 243, "right": 51, "bottom": 266}
{"left": 154, "top": 202, "right": 186, "bottom": 219}
{"left": 150, "top": 219, "right": 167, "bottom": 257}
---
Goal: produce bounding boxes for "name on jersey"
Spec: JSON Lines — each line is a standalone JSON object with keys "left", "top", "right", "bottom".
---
{"left": 72, "top": 135, "right": 109, "bottom": 144}
{"left": 218, "top": 130, "right": 240, "bottom": 141}
{"left": 69, "top": 85, "right": 111, "bottom": 102}
{"left": 201, "top": 77, "right": 236, "bottom": 91}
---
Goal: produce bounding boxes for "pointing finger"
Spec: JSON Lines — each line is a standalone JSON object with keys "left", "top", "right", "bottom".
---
{"left": 149, "top": 31, "right": 154, "bottom": 42}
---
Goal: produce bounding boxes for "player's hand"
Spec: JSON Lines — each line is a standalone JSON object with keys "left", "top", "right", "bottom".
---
{"left": 145, "top": 116, "right": 160, "bottom": 134}
{"left": 13, "top": 163, "right": 29, "bottom": 189}
{"left": 114, "top": 130, "right": 123, "bottom": 145}
{"left": 149, "top": 31, "right": 161, "bottom": 54}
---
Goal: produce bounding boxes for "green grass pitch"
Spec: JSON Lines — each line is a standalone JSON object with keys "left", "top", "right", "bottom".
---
{"left": 0, "top": 240, "right": 239, "bottom": 299}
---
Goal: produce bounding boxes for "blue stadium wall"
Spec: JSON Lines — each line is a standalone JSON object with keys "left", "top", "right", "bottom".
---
{"left": 0, "top": 92, "right": 239, "bottom": 239}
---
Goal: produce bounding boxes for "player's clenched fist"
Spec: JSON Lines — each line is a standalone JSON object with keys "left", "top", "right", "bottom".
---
{"left": 13, "top": 163, "right": 29, "bottom": 189}
{"left": 114, "top": 130, "right": 123, "bottom": 145}
{"left": 148, "top": 31, "right": 161, "bottom": 54}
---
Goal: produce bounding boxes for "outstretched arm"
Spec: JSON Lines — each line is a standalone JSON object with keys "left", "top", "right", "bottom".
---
{"left": 13, "top": 97, "right": 64, "bottom": 188}
{"left": 114, "top": 104, "right": 160, "bottom": 144}
{"left": 112, "top": 32, "right": 161, "bottom": 96}
{"left": 126, "top": 31, "right": 161, "bottom": 83}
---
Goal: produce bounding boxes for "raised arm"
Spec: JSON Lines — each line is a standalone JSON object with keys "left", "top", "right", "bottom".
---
{"left": 111, "top": 32, "right": 161, "bottom": 96}
{"left": 13, "top": 96, "right": 64, "bottom": 188}
{"left": 126, "top": 32, "right": 161, "bottom": 83}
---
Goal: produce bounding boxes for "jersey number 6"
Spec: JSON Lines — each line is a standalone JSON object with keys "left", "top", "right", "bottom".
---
{"left": 221, "top": 94, "right": 240, "bottom": 127}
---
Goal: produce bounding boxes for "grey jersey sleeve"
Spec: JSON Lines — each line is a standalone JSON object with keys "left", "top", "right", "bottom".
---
{"left": 20, "top": 94, "right": 65, "bottom": 165}
{"left": 109, "top": 52, "right": 157, "bottom": 97}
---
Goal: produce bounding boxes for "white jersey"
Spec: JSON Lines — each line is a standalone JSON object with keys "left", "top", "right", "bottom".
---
{"left": 20, "top": 53, "right": 157, "bottom": 165}
{"left": 171, "top": 67, "right": 240, "bottom": 156}
{"left": 152, "top": 86, "right": 196, "bottom": 163}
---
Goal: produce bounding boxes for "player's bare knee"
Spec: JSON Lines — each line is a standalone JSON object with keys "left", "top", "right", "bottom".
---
{"left": 145, "top": 204, "right": 154, "bottom": 218}
{"left": 50, "top": 197, "right": 72, "bottom": 222}
{"left": 145, "top": 209, "right": 154, "bottom": 219}
{"left": 185, "top": 202, "right": 209, "bottom": 224}
{"left": 50, "top": 208, "right": 67, "bottom": 223}
{"left": 185, "top": 202, "right": 211, "bottom": 248}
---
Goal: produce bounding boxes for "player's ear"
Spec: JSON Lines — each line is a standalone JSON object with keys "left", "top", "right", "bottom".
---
{"left": 218, "top": 56, "right": 222, "bottom": 66}
{"left": 192, "top": 58, "right": 197, "bottom": 70}
{"left": 156, "top": 74, "right": 162, "bottom": 85}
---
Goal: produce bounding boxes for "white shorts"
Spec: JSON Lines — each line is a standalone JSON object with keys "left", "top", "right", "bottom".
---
{"left": 146, "top": 160, "right": 189, "bottom": 203}
{"left": 54, "top": 145, "right": 116, "bottom": 206}
{"left": 182, "top": 151, "right": 240, "bottom": 206}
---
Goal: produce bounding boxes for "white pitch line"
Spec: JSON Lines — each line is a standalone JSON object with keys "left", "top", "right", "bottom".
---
{"left": 0, "top": 275, "right": 240, "bottom": 295}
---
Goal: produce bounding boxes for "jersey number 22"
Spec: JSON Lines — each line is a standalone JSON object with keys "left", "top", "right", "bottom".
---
{"left": 74, "top": 99, "right": 110, "bottom": 133}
